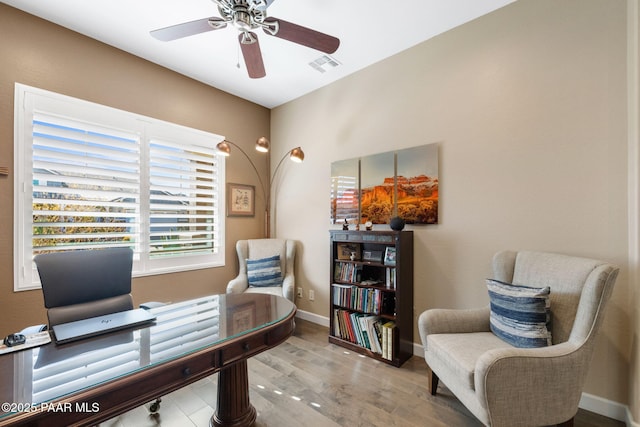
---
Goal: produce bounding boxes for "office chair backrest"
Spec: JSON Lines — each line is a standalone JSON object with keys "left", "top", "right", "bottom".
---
{"left": 34, "top": 247, "right": 134, "bottom": 326}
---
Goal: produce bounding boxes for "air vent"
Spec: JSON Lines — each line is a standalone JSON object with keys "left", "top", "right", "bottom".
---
{"left": 309, "top": 55, "right": 341, "bottom": 73}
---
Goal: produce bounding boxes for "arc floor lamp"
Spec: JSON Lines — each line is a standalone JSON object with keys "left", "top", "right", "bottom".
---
{"left": 217, "top": 137, "right": 304, "bottom": 237}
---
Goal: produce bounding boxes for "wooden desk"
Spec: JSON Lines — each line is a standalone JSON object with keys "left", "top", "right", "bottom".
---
{"left": 0, "top": 293, "right": 296, "bottom": 427}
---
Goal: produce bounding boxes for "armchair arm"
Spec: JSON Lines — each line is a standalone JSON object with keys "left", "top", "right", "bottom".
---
{"left": 475, "top": 341, "right": 587, "bottom": 426}
{"left": 418, "top": 306, "right": 491, "bottom": 350}
{"left": 226, "top": 274, "right": 249, "bottom": 294}
{"left": 281, "top": 272, "right": 295, "bottom": 301}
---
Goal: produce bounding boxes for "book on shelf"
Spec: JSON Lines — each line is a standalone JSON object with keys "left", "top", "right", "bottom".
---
{"left": 381, "top": 321, "right": 396, "bottom": 361}
{"left": 361, "top": 315, "right": 382, "bottom": 354}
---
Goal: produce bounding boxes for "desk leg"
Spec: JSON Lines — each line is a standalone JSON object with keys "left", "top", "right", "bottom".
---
{"left": 211, "top": 360, "right": 257, "bottom": 427}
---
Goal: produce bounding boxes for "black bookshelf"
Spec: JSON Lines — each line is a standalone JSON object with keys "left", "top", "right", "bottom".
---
{"left": 329, "top": 230, "right": 413, "bottom": 367}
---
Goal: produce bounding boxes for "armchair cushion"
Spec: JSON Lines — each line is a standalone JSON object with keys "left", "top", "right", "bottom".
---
{"left": 487, "top": 279, "right": 552, "bottom": 348}
{"left": 428, "top": 332, "right": 512, "bottom": 390}
{"left": 247, "top": 255, "right": 283, "bottom": 288}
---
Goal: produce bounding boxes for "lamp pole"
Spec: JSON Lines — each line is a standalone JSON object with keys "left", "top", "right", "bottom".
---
{"left": 267, "top": 147, "right": 304, "bottom": 237}
{"left": 217, "top": 139, "right": 304, "bottom": 238}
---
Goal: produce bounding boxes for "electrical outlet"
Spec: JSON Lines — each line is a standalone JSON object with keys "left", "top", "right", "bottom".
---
{"left": 308, "top": 290, "right": 315, "bottom": 301}
{"left": 297, "top": 287, "right": 303, "bottom": 298}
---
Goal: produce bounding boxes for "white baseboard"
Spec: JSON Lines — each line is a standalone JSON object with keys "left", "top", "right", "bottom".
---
{"left": 579, "top": 393, "right": 636, "bottom": 426}
{"left": 295, "top": 308, "right": 329, "bottom": 327}
{"left": 296, "top": 310, "right": 634, "bottom": 426}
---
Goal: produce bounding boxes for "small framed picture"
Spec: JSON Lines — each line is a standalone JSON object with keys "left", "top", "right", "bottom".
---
{"left": 227, "top": 183, "right": 255, "bottom": 217}
{"left": 337, "top": 243, "right": 360, "bottom": 260}
{"left": 384, "top": 247, "right": 396, "bottom": 266}
{"left": 362, "top": 250, "right": 383, "bottom": 263}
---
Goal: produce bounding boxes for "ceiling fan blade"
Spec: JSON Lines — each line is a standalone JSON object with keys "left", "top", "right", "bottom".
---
{"left": 239, "top": 32, "right": 266, "bottom": 79}
{"left": 263, "top": 17, "right": 340, "bottom": 54}
{"left": 151, "top": 17, "right": 227, "bottom": 42}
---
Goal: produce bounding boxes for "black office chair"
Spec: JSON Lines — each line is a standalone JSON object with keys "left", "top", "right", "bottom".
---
{"left": 34, "top": 247, "right": 162, "bottom": 413}
{"left": 34, "top": 247, "right": 134, "bottom": 327}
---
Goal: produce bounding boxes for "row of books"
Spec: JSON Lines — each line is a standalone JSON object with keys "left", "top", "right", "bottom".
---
{"left": 332, "top": 284, "right": 394, "bottom": 315}
{"left": 333, "top": 309, "right": 396, "bottom": 360}
{"left": 334, "top": 261, "right": 361, "bottom": 282}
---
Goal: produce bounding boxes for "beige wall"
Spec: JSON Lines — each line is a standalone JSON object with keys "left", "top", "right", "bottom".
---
{"left": 272, "top": 0, "right": 632, "bottom": 410}
{"left": 0, "top": 5, "right": 270, "bottom": 335}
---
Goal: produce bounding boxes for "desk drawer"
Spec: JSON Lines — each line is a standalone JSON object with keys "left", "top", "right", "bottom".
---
{"left": 220, "top": 334, "right": 267, "bottom": 366}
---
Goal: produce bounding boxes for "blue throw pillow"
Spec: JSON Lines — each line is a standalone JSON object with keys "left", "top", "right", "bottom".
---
{"left": 247, "top": 255, "right": 283, "bottom": 287}
{"left": 486, "top": 279, "right": 552, "bottom": 348}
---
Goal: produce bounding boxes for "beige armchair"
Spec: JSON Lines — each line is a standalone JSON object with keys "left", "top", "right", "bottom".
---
{"left": 418, "top": 250, "right": 619, "bottom": 427}
{"left": 226, "top": 239, "right": 296, "bottom": 302}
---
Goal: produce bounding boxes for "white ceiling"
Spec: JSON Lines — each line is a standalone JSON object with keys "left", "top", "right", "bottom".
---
{"left": 3, "top": 0, "right": 516, "bottom": 108}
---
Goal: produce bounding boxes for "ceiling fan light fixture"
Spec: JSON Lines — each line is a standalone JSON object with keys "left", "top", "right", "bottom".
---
{"left": 289, "top": 147, "right": 304, "bottom": 163}
{"left": 232, "top": 10, "right": 253, "bottom": 31}
{"left": 255, "top": 137, "right": 270, "bottom": 152}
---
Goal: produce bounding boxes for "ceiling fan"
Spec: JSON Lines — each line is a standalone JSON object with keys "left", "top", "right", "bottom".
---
{"left": 150, "top": 0, "right": 340, "bottom": 79}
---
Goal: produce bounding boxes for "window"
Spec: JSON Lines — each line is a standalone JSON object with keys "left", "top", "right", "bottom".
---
{"left": 14, "top": 84, "right": 226, "bottom": 291}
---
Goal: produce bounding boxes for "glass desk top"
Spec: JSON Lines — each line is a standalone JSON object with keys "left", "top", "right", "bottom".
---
{"left": 0, "top": 293, "right": 295, "bottom": 420}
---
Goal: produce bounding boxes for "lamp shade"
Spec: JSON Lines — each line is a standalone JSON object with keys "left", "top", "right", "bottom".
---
{"left": 255, "top": 136, "right": 270, "bottom": 153}
{"left": 290, "top": 147, "right": 304, "bottom": 163}
{"left": 216, "top": 141, "right": 231, "bottom": 156}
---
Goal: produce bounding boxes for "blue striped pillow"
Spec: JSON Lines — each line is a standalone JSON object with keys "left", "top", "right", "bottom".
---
{"left": 247, "top": 255, "right": 283, "bottom": 288}
{"left": 487, "top": 279, "right": 552, "bottom": 348}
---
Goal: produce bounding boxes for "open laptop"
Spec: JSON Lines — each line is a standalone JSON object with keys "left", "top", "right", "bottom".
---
{"left": 52, "top": 308, "right": 156, "bottom": 344}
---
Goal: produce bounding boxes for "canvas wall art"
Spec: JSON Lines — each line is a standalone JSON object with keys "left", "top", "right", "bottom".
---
{"left": 330, "top": 143, "right": 439, "bottom": 225}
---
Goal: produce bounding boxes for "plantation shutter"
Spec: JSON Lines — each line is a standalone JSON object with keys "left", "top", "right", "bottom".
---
{"left": 31, "top": 111, "right": 140, "bottom": 256}
{"left": 16, "top": 84, "right": 226, "bottom": 290}
{"left": 148, "top": 137, "right": 219, "bottom": 258}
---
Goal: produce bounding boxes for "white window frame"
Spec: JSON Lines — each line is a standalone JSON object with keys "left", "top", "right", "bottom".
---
{"left": 14, "top": 83, "right": 226, "bottom": 291}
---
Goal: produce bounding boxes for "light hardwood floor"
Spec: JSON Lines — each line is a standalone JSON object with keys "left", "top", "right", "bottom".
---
{"left": 100, "top": 319, "right": 625, "bottom": 427}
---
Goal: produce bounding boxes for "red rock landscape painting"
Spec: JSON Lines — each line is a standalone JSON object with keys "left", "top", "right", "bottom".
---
{"left": 331, "top": 143, "right": 439, "bottom": 225}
